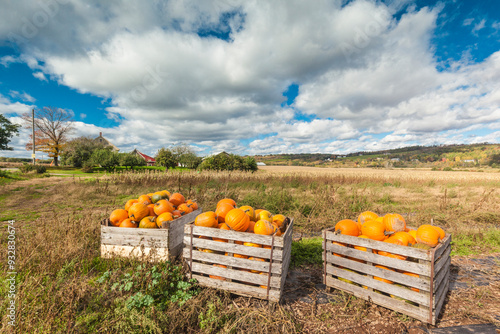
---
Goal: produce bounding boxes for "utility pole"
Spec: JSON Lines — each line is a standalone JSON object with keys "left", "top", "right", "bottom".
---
{"left": 32, "top": 108, "right": 35, "bottom": 165}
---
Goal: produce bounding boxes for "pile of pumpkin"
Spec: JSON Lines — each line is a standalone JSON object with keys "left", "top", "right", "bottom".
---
{"left": 192, "top": 198, "right": 288, "bottom": 285}
{"left": 332, "top": 211, "right": 447, "bottom": 293}
{"left": 108, "top": 190, "right": 198, "bottom": 228}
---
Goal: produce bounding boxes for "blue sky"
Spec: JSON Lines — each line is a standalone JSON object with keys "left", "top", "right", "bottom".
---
{"left": 1, "top": 0, "right": 500, "bottom": 158}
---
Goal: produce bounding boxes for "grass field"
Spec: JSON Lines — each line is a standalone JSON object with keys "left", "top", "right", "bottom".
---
{"left": 1, "top": 167, "right": 499, "bottom": 332}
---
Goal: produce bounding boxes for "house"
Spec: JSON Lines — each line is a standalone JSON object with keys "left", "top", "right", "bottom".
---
{"left": 132, "top": 149, "right": 156, "bottom": 166}
{"left": 95, "top": 132, "right": 119, "bottom": 151}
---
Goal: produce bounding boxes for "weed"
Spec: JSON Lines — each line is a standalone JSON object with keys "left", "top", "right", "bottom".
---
{"left": 291, "top": 237, "right": 323, "bottom": 267}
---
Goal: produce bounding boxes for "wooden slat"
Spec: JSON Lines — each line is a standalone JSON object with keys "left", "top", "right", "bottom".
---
{"left": 324, "top": 231, "right": 431, "bottom": 260}
{"left": 433, "top": 234, "right": 451, "bottom": 260}
{"left": 433, "top": 270, "right": 450, "bottom": 308}
{"left": 100, "top": 244, "right": 170, "bottom": 260}
{"left": 101, "top": 225, "right": 170, "bottom": 237}
{"left": 192, "top": 274, "right": 282, "bottom": 302}
{"left": 183, "top": 248, "right": 284, "bottom": 274}
{"left": 185, "top": 225, "right": 285, "bottom": 247}
{"left": 433, "top": 256, "right": 450, "bottom": 294}
{"left": 191, "top": 262, "right": 281, "bottom": 288}
{"left": 184, "top": 237, "right": 283, "bottom": 261}
{"left": 325, "top": 255, "right": 431, "bottom": 292}
{"left": 432, "top": 274, "right": 450, "bottom": 325}
{"left": 325, "top": 276, "right": 430, "bottom": 323}
{"left": 325, "top": 243, "right": 431, "bottom": 276}
{"left": 326, "top": 264, "right": 429, "bottom": 306}
{"left": 101, "top": 234, "right": 170, "bottom": 248}
{"left": 433, "top": 245, "right": 451, "bottom": 276}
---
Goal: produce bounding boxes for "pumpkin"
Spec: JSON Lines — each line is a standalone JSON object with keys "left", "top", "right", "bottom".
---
{"left": 334, "top": 219, "right": 359, "bottom": 236}
{"left": 383, "top": 213, "right": 406, "bottom": 233}
{"left": 128, "top": 202, "right": 149, "bottom": 222}
{"left": 209, "top": 264, "right": 227, "bottom": 280}
{"left": 138, "top": 194, "right": 152, "bottom": 205}
{"left": 256, "top": 210, "right": 273, "bottom": 222}
{"left": 186, "top": 200, "right": 198, "bottom": 210}
{"left": 124, "top": 199, "right": 138, "bottom": 211}
{"left": 395, "top": 231, "right": 415, "bottom": 245}
{"left": 361, "top": 220, "right": 386, "bottom": 241}
{"left": 154, "top": 199, "right": 175, "bottom": 216}
{"left": 119, "top": 218, "right": 137, "bottom": 228}
{"left": 177, "top": 203, "right": 193, "bottom": 215}
{"left": 271, "top": 222, "right": 282, "bottom": 236}
{"left": 159, "top": 190, "right": 171, "bottom": 199}
{"left": 374, "top": 265, "right": 394, "bottom": 284}
{"left": 225, "top": 252, "right": 248, "bottom": 259}
{"left": 194, "top": 212, "right": 218, "bottom": 228}
{"left": 358, "top": 211, "right": 379, "bottom": 225}
{"left": 408, "top": 229, "right": 417, "bottom": 240}
{"left": 416, "top": 225, "right": 441, "bottom": 247}
{"left": 243, "top": 241, "right": 262, "bottom": 248}
{"left": 217, "top": 198, "right": 236, "bottom": 208}
{"left": 225, "top": 208, "right": 250, "bottom": 232}
{"left": 254, "top": 219, "right": 275, "bottom": 235}
{"left": 239, "top": 205, "right": 255, "bottom": 221}
{"left": 156, "top": 212, "right": 174, "bottom": 227}
{"left": 272, "top": 214, "right": 286, "bottom": 227}
{"left": 151, "top": 193, "right": 163, "bottom": 204}
{"left": 110, "top": 209, "right": 129, "bottom": 227}
{"left": 172, "top": 210, "right": 182, "bottom": 218}
{"left": 147, "top": 204, "right": 155, "bottom": 216}
{"left": 246, "top": 220, "right": 256, "bottom": 233}
{"left": 169, "top": 193, "right": 185, "bottom": 207}
{"left": 402, "top": 272, "right": 420, "bottom": 292}
{"left": 433, "top": 226, "right": 446, "bottom": 240}
{"left": 253, "top": 209, "right": 263, "bottom": 221}
{"left": 215, "top": 202, "right": 234, "bottom": 223}
{"left": 378, "top": 237, "right": 407, "bottom": 260}
{"left": 389, "top": 232, "right": 410, "bottom": 246}
{"left": 139, "top": 216, "right": 157, "bottom": 228}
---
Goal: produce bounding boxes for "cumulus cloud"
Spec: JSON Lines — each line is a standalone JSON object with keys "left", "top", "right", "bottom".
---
{"left": 1, "top": 0, "right": 499, "bottom": 157}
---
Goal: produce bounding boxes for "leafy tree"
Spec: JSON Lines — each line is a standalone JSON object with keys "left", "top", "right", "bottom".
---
{"left": 155, "top": 148, "right": 178, "bottom": 171}
{"left": 22, "top": 107, "right": 74, "bottom": 166}
{"left": 61, "top": 136, "right": 109, "bottom": 167}
{"left": 178, "top": 152, "right": 202, "bottom": 169}
{"left": 199, "top": 152, "right": 258, "bottom": 172}
{"left": 120, "top": 152, "right": 146, "bottom": 169}
{"left": 0, "top": 114, "right": 21, "bottom": 150}
{"left": 90, "top": 148, "right": 120, "bottom": 172}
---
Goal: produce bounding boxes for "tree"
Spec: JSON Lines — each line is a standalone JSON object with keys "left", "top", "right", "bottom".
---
{"left": 90, "top": 148, "right": 120, "bottom": 172}
{"left": 155, "top": 148, "right": 178, "bottom": 171}
{"left": 198, "top": 152, "right": 258, "bottom": 172}
{"left": 61, "top": 136, "right": 109, "bottom": 167}
{"left": 120, "top": 153, "right": 146, "bottom": 169}
{"left": 0, "top": 114, "right": 21, "bottom": 150}
{"left": 22, "top": 107, "right": 74, "bottom": 166}
{"left": 178, "top": 152, "right": 202, "bottom": 169}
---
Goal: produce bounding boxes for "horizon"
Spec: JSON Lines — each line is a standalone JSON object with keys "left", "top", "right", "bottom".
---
{"left": 1, "top": 0, "right": 500, "bottom": 159}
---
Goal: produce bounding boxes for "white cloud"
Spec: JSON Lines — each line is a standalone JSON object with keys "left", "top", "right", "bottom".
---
{"left": 472, "top": 18, "right": 486, "bottom": 34}
{"left": 8, "top": 90, "right": 36, "bottom": 103}
{"left": 463, "top": 18, "right": 474, "bottom": 26}
{"left": 33, "top": 72, "right": 47, "bottom": 81}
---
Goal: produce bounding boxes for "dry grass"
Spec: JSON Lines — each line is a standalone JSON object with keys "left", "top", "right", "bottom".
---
{"left": 1, "top": 167, "right": 499, "bottom": 332}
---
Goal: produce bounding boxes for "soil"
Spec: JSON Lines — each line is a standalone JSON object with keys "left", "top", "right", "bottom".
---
{"left": 279, "top": 254, "right": 500, "bottom": 333}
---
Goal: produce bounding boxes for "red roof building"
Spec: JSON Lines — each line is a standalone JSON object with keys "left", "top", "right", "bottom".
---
{"left": 132, "top": 149, "right": 156, "bottom": 166}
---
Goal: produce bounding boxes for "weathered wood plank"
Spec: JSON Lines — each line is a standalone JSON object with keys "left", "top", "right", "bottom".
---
{"left": 433, "top": 234, "right": 451, "bottom": 260}
{"left": 324, "top": 231, "right": 432, "bottom": 260}
{"left": 434, "top": 245, "right": 451, "bottom": 276}
{"left": 433, "top": 256, "right": 450, "bottom": 294}
{"left": 191, "top": 262, "right": 281, "bottom": 288}
{"left": 101, "top": 244, "right": 170, "bottom": 261}
{"left": 325, "top": 243, "right": 431, "bottom": 276}
{"left": 432, "top": 274, "right": 450, "bottom": 325}
{"left": 326, "top": 264, "right": 429, "bottom": 306}
{"left": 325, "top": 276, "right": 430, "bottom": 323}
{"left": 193, "top": 275, "right": 282, "bottom": 302}
{"left": 325, "top": 255, "right": 431, "bottom": 292}
{"left": 101, "top": 225, "right": 170, "bottom": 237}
{"left": 185, "top": 225, "right": 285, "bottom": 247}
{"left": 433, "top": 270, "right": 450, "bottom": 309}
{"left": 101, "top": 234, "right": 170, "bottom": 248}
{"left": 184, "top": 236, "right": 284, "bottom": 261}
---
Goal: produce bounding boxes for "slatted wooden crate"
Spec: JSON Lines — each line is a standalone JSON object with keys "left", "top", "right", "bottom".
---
{"left": 100, "top": 208, "right": 202, "bottom": 261}
{"left": 183, "top": 218, "right": 293, "bottom": 302}
{"left": 323, "top": 226, "right": 451, "bottom": 325}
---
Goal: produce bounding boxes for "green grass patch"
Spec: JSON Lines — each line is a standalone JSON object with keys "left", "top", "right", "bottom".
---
{"left": 451, "top": 229, "right": 500, "bottom": 256}
{"left": 290, "top": 237, "right": 323, "bottom": 267}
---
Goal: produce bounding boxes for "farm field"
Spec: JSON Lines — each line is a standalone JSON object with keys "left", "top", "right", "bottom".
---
{"left": 1, "top": 167, "right": 499, "bottom": 333}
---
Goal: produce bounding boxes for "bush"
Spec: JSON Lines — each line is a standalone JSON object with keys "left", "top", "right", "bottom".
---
{"left": 443, "top": 167, "right": 453, "bottom": 171}
{"left": 199, "top": 153, "right": 258, "bottom": 172}
{"left": 81, "top": 161, "right": 94, "bottom": 173}
{"left": 19, "top": 163, "right": 46, "bottom": 174}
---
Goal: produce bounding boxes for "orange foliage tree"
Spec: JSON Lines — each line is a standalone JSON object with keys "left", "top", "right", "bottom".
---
{"left": 22, "top": 107, "right": 74, "bottom": 166}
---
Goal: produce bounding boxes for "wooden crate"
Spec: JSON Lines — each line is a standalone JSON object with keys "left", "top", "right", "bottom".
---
{"left": 100, "top": 208, "right": 202, "bottom": 261}
{"left": 183, "top": 219, "right": 293, "bottom": 302}
{"left": 322, "top": 227, "right": 451, "bottom": 325}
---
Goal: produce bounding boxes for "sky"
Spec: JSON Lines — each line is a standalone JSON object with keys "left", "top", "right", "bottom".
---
{"left": 1, "top": 0, "right": 500, "bottom": 158}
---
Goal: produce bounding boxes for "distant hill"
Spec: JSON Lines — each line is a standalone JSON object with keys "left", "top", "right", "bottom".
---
{"left": 252, "top": 143, "right": 500, "bottom": 169}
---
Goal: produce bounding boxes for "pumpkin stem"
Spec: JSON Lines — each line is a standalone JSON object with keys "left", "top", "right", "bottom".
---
{"left": 334, "top": 229, "right": 341, "bottom": 235}
{"left": 384, "top": 231, "right": 394, "bottom": 236}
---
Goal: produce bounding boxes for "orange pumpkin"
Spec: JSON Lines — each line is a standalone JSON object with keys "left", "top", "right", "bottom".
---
{"left": 139, "top": 216, "right": 157, "bottom": 228}
{"left": 119, "top": 218, "right": 137, "bottom": 228}
{"left": 256, "top": 210, "right": 273, "bottom": 222}
{"left": 215, "top": 202, "right": 234, "bottom": 223}
{"left": 128, "top": 202, "right": 149, "bottom": 222}
{"left": 147, "top": 204, "right": 155, "bottom": 216}
{"left": 416, "top": 225, "right": 441, "bottom": 247}
{"left": 169, "top": 193, "right": 185, "bottom": 207}
{"left": 358, "top": 211, "right": 379, "bottom": 225}
{"left": 177, "top": 203, "right": 193, "bottom": 215}
{"left": 383, "top": 213, "right": 406, "bottom": 233}
{"left": 154, "top": 199, "right": 175, "bottom": 216}
{"left": 244, "top": 241, "right": 262, "bottom": 248}
{"left": 194, "top": 212, "right": 218, "bottom": 228}
{"left": 239, "top": 205, "right": 255, "bottom": 221}
{"left": 156, "top": 212, "right": 174, "bottom": 227}
{"left": 378, "top": 237, "right": 407, "bottom": 260}
{"left": 217, "top": 198, "right": 236, "bottom": 208}
{"left": 393, "top": 231, "right": 415, "bottom": 246}
{"left": 186, "top": 200, "right": 198, "bottom": 210}
{"left": 124, "top": 199, "right": 138, "bottom": 211}
{"left": 171, "top": 210, "right": 182, "bottom": 218}
{"left": 225, "top": 208, "right": 250, "bottom": 232}
{"left": 271, "top": 222, "right": 282, "bottom": 236}
{"left": 361, "top": 220, "right": 386, "bottom": 241}
{"left": 335, "top": 219, "right": 359, "bottom": 236}
{"left": 433, "top": 226, "right": 445, "bottom": 240}
{"left": 159, "top": 190, "right": 171, "bottom": 199}
{"left": 138, "top": 194, "right": 152, "bottom": 205}
{"left": 272, "top": 214, "right": 286, "bottom": 227}
{"left": 254, "top": 220, "right": 275, "bottom": 235}
{"left": 246, "top": 220, "right": 256, "bottom": 233}
{"left": 110, "top": 209, "right": 129, "bottom": 227}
